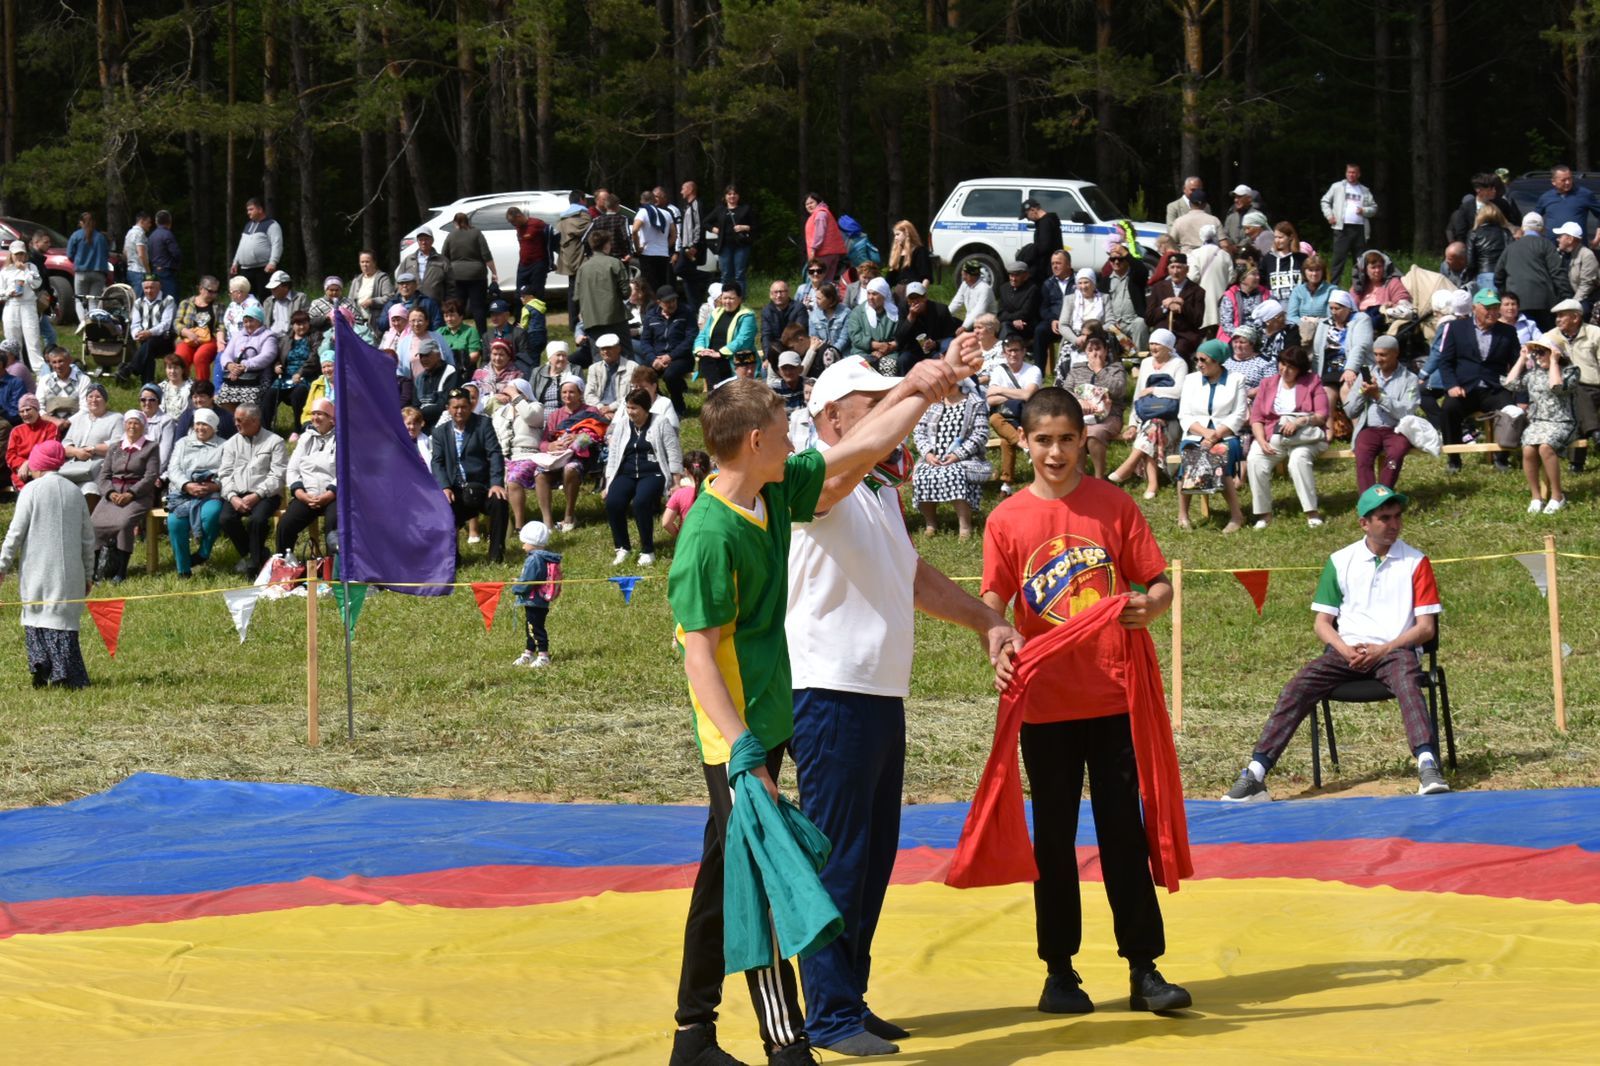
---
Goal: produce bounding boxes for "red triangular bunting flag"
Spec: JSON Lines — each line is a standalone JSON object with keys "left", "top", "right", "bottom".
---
{"left": 471, "top": 583, "right": 505, "bottom": 632}
{"left": 1231, "top": 570, "right": 1270, "bottom": 615}
{"left": 87, "top": 599, "right": 125, "bottom": 658}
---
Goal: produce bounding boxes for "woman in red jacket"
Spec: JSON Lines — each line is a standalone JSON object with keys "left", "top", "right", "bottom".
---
{"left": 804, "top": 193, "right": 848, "bottom": 283}
{"left": 5, "top": 394, "right": 62, "bottom": 492}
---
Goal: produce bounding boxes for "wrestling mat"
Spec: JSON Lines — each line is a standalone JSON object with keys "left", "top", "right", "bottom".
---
{"left": 2, "top": 774, "right": 1596, "bottom": 1064}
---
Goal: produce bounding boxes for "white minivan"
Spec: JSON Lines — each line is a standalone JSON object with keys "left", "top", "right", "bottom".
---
{"left": 929, "top": 178, "right": 1165, "bottom": 282}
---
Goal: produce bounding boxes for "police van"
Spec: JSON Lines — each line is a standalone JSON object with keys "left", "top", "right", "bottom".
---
{"left": 928, "top": 178, "right": 1165, "bottom": 282}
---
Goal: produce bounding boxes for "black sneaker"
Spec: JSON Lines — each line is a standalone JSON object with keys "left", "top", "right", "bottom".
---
{"left": 766, "top": 1037, "right": 819, "bottom": 1065}
{"left": 1038, "top": 969, "right": 1094, "bottom": 1014}
{"left": 1220, "top": 769, "right": 1269, "bottom": 803}
{"left": 1418, "top": 762, "right": 1451, "bottom": 795}
{"left": 863, "top": 1013, "right": 910, "bottom": 1041}
{"left": 1130, "top": 968, "right": 1192, "bottom": 1012}
{"left": 1445, "top": 457, "right": 1463, "bottom": 474}
{"left": 669, "top": 1023, "right": 748, "bottom": 1066}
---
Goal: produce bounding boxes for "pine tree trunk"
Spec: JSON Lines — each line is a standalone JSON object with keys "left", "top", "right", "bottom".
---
{"left": 1578, "top": 14, "right": 1593, "bottom": 171}
{"left": 1240, "top": 0, "right": 1258, "bottom": 179}
{"left": 535, "top": 12, "right": 554, "bottom": 185}
{"left": 487, "top": 1, "right": 511, "bottom": 191}
{"left": 290, "top": 12, "right": 320, "bottom": 280}
{"left": 385, "top": 121, "right": 403, "bottom": 258}
{"left": 381, "top": 26, "right": 433, "bottom": 217}
{"left": 1372, "top": 0, "right": 1390, "bottom": 249}
{"left": 795, "top": 48, "right": 810, "bottom": 206}
{"left": 1094, "top": 0, "right": 1116, "bottom": 197}
{"left": 515, "top": 49, "right": 533, "bottom": 189}
{"left": 457, "top": 0, "right": 477, "bottom": 197}
{"left": 226, "top": 0, "right": 238, "bottom": 261}
{"left": 355, "top": 13, "right": 379, "bottom": 253}
{"left": 96, "top": 0, "right": 129, "bottom": 237}
{"left": 1409, "top": 1, "right": 1429, "bottom": 253}
{"left": 672, "top": 0, "right": 693, "bottom": 182}
{"left": 2, "top": 0, "right": 16, "bottom": 168}
{"left": 1427, "top": 0, "right": 1448, "bottom": 231}
{"left": 1005, "top": 0, "right": 1022, "bottom": 171}
{"left": 262, "top": 2, "right": 279, "bottom": 218}
{"left": 188, "top": 0, "right": 214, "bottom": 272}
{"left": 1219, "top": 0, "right": 1232, "bottom": 194}
{"left": 1178, "top": 1, "right": 1206, "bottom": 182}
{"left": 836, "top": 67, "right": 854, "bottom": 213}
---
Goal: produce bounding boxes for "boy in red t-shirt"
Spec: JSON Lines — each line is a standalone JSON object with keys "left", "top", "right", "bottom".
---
{"left": 981, "top": 386, "right": 1192, "bottom": 1015}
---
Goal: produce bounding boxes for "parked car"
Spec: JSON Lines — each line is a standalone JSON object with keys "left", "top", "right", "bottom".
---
{"left": 1505, "top": 170, "right": 1600, "bottom": 222}
{"left": 0, "top": 216, "right": 124, "bottom": 326}
{"left": 398, "top": 191, "right": 717, "bottom": 299}
{"left": 928, "top": 178, "right": 1164, "bottom": 284}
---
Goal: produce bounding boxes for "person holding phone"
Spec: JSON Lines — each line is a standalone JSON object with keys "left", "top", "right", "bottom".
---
{"left": 1345, "top": 335, "right": 1420, "bottom": 492}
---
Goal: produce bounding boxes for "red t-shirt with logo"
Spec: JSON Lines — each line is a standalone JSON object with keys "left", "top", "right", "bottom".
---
{"left": 982, "top": 478, "right": 1168, "bottom": 722}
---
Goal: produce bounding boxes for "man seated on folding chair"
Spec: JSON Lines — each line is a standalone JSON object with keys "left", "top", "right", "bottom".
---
{"left": 1221, "top": 483, "right": 1448, "bottom": 801}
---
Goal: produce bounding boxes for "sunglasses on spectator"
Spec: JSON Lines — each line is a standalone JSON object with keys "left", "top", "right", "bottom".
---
{"left": 1109, "top": 254, "right": 1129, "bottom": 261}
{"left": 807, "top": 268, "right": 823, "bottom": 275}
{"left": 138, "top": 396, "right": 160, "bottom": 403}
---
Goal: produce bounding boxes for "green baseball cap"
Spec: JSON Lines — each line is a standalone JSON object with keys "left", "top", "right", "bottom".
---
{"left": 1356, "top": 483, "right": 1410, "bottom": 517}
{"left": 1473, "top": 288, "right": 1501, "bottom": 306}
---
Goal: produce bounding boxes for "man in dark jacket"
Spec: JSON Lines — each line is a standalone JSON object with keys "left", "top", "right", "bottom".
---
{"left": 1144, "top": 254, "right": 1206, "bottom": 358}
{"left": 1438, "top": 289, "right": 1522, "bottom": 472}
{"left": 893, "top": 283, "right": 959, "bottom": 372}
{"left": 760, "top": 278, "right": 806, "bottom": 367}
{"left": 639, "top": 285, "right": 696, "bottom": 415}
{"left": 413, "top": 340, "right": 461, "bottom": 431}
{"left": 1495, "top": 214, "right": 1574, "bottom": 331}
{"left": 1102, "top": 243, "right": 1151, "bottom": 352}
{"left": 995, "top": 261, "right": 1041, "bottom": 347}
{"left": 1034, "top": 249, "right": 1074, "bottom": 371}
{"left": 483, "top": 298, "right": 534, "bottom": 375}
{"left": 381, "top": 273, "right": 443, "bottom": 331}
{"left": 172, "top": 381, "right": 237, "bottom": 441}
{"left": 430, "top": 389, "right": 508, "bottom": 563}
{"left": 1446, "top": 173, "right": 1518, "bottom": 245}
{"left": 1023, "top": 198, "right": 1063, "bottom": 286}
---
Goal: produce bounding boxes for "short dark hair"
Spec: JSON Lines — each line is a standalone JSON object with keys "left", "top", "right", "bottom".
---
{"left": 246, "top": 197, "right": 264, "bottom": 210}
{"left": 155, "top": 210, "right": 172, "bottom": 226}
{"left": 1277, "top": 345, "right": 1312, "bottom": 374}
{"left": 135, "top": 209, "right": 153, "bottom": 222}
{"left": 625, "top": 387, "right": 652, "bottom": 410}
{"left": 441, "top": 298, "right": 463, "bottom": 315}
{"left": 1020, "top": 386, "right": 1085, "bottom": 433}
{"left": 192, "top": 379, "right": 216, "bottom": 397}
{"left": 1500, "top": 290, "right": 1521, "bottom": 305}
{"left": 290, "top": 309, "right": 311, "bottom": 325}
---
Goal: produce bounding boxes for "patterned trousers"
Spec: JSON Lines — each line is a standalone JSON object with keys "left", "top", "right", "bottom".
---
{"left": 1252, "top": 647, "right": 1435, "bottom": 769}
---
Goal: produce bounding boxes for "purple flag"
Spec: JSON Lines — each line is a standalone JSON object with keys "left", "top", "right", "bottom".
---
{"left": 333, "top": 314, "right": 456, "bottom": 594}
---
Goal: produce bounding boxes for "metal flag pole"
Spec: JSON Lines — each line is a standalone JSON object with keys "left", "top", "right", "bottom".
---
{"left": 342, "top": 565, "right": 356, "bottom": 742}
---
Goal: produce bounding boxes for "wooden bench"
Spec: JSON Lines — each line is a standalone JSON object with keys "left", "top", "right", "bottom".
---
{"left": 146, "top": 505, "right": 319, "bottom": 574}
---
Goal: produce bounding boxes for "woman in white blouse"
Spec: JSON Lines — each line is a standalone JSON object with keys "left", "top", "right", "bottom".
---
{"left": 1176, "top": 339, "right": 1248, "bottom": 532}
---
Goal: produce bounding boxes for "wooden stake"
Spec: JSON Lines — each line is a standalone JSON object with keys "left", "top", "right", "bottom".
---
{"left": 1170, "top": 559, "right": 1184, "bottom": 730}
{"left": 1544, "top": 534, "right": 1566, "bottom": 733}
{"left": 307, "top": 561, "right": 320, "bottom": 747}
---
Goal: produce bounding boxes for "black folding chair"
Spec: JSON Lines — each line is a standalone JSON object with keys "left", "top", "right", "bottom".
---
{"left": 1311, "top": 634, "right": 1455, "bottom": 788}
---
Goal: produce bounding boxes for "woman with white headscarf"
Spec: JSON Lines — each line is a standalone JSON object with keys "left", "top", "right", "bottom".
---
{"left": 90, "top": 407, "right": 160, "bottom": 582}
{"left": 1110, "top": 327, "right": 1189, "bottom": 498}
{"left": 0, "top": 440, "right": 95, "bottom": 688}
{"left": 1055, "top": 267, "right": 1108, "bottom": 375}
{"left": 165, "top": 407, "right": 226, "bottom": 577}
{"left": 846, "top": 277, "right": 898, "bottom": 370}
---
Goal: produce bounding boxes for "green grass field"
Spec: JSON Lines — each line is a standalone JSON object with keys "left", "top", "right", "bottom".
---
{"left": 2, "top": 296, "right": 1596, "bottom": 811}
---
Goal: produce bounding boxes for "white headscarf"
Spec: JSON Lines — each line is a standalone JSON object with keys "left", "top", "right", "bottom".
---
{"left": 864, "top": 277, "right": 893, "bottom": 329}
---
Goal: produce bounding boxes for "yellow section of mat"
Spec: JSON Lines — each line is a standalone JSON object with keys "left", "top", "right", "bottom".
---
{"left": 1, "top": 878, "right": 1596, "bottom": 1064}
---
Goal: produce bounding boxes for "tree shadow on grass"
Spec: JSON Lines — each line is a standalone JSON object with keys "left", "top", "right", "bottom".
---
{"left": 887, "top": 957, "right": 1462, "bottom": 1063}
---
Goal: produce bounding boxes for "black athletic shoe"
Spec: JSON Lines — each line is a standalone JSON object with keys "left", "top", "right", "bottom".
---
{"left": 863, "top": 1012, "right": 910, "bottom": 1041}
{"left": 1038, "top": 969, "right": 1094, "bottom": 1014}
{"left": 669, "top": 1023, "right": 748, "bottom": 1066}
{"left": 766, "top": 1036, "right": 819, "bottom": 1065}
{"left": 1130, "top": 968, "right": 1192, "bottom": 1012}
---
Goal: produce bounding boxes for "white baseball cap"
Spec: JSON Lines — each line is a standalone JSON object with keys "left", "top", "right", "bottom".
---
{"left": 1554, "top": 221, "right": 1584, "bottom": 239}
{"left": 778, "top": 351, "right": 803, "bottom": 368}
{"left": 905, "top": 281, "right": 927, "bottom": 297}
{"left": 1522, "top": 212, "right": 1545, "bottom": 231}
{"left": 1231, "top": 184, "right": 1254, "bottom": 197}
{"left": 807, "top": 356, "right": 901, "bottom": 416}
{"left": 268, "top": 269, "right": 291, "bottom": 288}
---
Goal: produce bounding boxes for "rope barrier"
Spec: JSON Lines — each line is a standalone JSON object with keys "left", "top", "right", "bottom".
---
{"left": 0, "top": 574, "right": 662, "bottom": 609}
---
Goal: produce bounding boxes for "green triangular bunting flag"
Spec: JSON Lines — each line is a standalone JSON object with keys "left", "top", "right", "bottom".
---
{"left": 331, "top": 581, "right": 368, "bottom": 633}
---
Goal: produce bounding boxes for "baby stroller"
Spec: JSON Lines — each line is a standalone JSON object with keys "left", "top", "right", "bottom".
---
{"left": 80, "top": 282, "right": 136, "bottom": 376}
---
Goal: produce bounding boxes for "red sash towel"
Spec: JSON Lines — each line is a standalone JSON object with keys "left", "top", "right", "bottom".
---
{"left": 945, "top": 593, "right": 1193, "bottom": 891}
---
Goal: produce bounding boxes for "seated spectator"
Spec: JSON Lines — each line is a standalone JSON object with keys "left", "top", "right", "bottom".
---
{"left": 775, "top": 322, "right": 823, "bottom": 380}
{"left": 692, "top": 282, "right": 756, "bottom": 388}
{"left": 399, "top": 307, "right": 452, "bottom": 373}
{"left": 272, "top": 310, "right": 318, "bottom": 434}
{"left": 1245, "top": 346, "right": 1330, "bottom": 528}
{"left": 1109, "top": 327, "right": 1186, "bottom": 499}
{"left": 58, "top": 384, "right": 121, "bottom": 502}
{"left": 894, "top": 282, "right": 958, "bottom": 373}
{"left": 36, "top": 346, "right": 91, "bottom": 412}
{"left": 219, "top": 275, "right": 262, "bottom": 351}
{"left": 603, "top": 387, "right": 682, "bottom": 568}
{"left": 1221, "top": 485, "right": 1447, "bottom": 802}
{"left": 302, "top": 353, "right": 338, "bottom": 424}
{"left": 1507, "top": 338, "right": 1581, "bottom": 515}
{"left": 1100, "top": 242, "right": 1150, "bottom": 354}
{"left": 1144, "top": 252, "right": 1206, "bottom": 359}
{"left": 174, "top": 276, "right": 221, "bottom": 383}
{"left": 846, "top": 277, "right": 898, "bottom": 370}
{"left": 306, "top": 276, "right": 348, "bottom": 338}
{"left": 0, "top": 349, "right": 22, "bottom": 453}
{"left": 1311, "top": 289, "right": 1373, "bottom": 413}
{"left": 985, "top": 330, "right": 1043, "bottom": 496}
{"left": 172, "top": 379, "right": 237, "bottom": 442}
{"left": 88, "top": 409, "right": 159, "bottom": 582}
{"left": 640, "top": 285, "right": 695, "bottom": 415}
{"left": 1287, "top": 254, "right": 1333, "bottom": 332}
{"left": 1498, "top": 291, "right": 1539, "bottom": 343}
{"left": 760, "top": 278, "right": 806, "bottom": 370}
{"left": 808, "top": 282, "right": 851, "bottom": 360}
{"left": 727, "top": 349, "right": 761, "bottom": 383}
{"left": 1055, "top": 268, "right": 1108, "bottom": 373}
{"left": 382, "top": 271, "right": 442, "bottom": 331}
{"left": 627, "top": 363, "right": 678, "bottom": 427}
{"left": 972, "top": 313, "right": 1004, "bottom": 373}
{"left": 218, "top": 403, "right": 287, "bottom": 574}
{"left": 1418, "top": 288, "right": 1472, "bottom": 434}
{"left": 1556, "top": 223, "right": 1597, "bottom": 316}
{"left": 624, "top": 277, "right": 651, "bottom": 343}
{"left": 402, "top": 406, "right": 432, "bottom": 467}
{"left": 164, "top": 408, "right": 226, "bottom": 577}
{"left": 472, "top": 337, "right": 525, "bottom": 396}
{"left": 1176, "top": 340, "right": 1248, "bottom": 532}
{"left": 483, "top": 297, "right": 534, "bottom": 374}
{"left": 1437, "top": 289, "right": 1521, "bottom": 473}
{"left": 1347, "top": 334, "right": 1421, "bottom": 492}
{"left": 661, "top": 448, "right": 711, "bottom": 538}
{"left": 1439, "top": 241, "right": 1471, "bottom": 291}
{"left": 439, "top": 298, "right": 482, "bottom": 372}
{"left": 529, "top": 342, "right": 572, "bottom": 409}
{"left": 1060, "top": 331, "right": 1128, "bottom": 478}
{"left": 430, "top": 388, "right": 508, "bottom": 563}
{"left": 158, "top": 353, "right": 192, "bottom": 420}
{"left": 121, "top": 275, "right": 176, "bottom": 385}
{"left": 1224, "top": 324, "right": 1277, "bottom": 401}
{"left": 1262, "top": 223, "right": 1307, "bottom": 301}
{"left": 772, "top": 352, "right": 811, "bottom": 412}
{"left": 584, "top": 333, "right": 638, "bottom": 420}
{"left": 413, "top": 340, "right": 461, "bottom": 430}
{"left": 1543, "top": 299, "right": 1600, "bottom": 471}
{"left": 262, "top": 270, "right": 308, "bottom": 347}
{"left": 493, "top": 378, "right": 545, "bottom": 531}
{"left": 1351, "top": 250, "right": 1414, "bottom": 329}
{"left": 1217, "top": 266, "right": 1264, "bottom": 344}
{"left": 534, "top": 378, "right": 603, "bottom": 532}
{"left": 215, "top": 304, "right": 278, "bottom": 411}
{"left": 136, "top": 384, "right": 177, "bottom": 476}
{"left": 948, "top": 260, "right": 997, "bottom": 329}
{"left": 1241, "top": 211, "right": 1273, "bottom": 257}
{"left": 885, "top": 220, "right": 933, "bottom": 291}
{"left": 1253, "top": 299, "right": 1293, "bottom": 363}
{"left": 276, "top": 398, "right": 337, "bottom": 557}
{"left": 2, "top": 337, "right": 33, "bottom": 393}
{"left": 994, "top": 262, "right": 1041, "bottom": 350}
{"left": 910, "top": 379, "right": 989, "bottom": 538}
{"left": 6, "top": 395, "right": 61, "bottom": 493}
{"left": 351, "top": 250, "right": 396, "bottom": 331}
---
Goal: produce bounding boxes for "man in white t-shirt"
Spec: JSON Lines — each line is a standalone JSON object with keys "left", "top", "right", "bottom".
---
{"left": 631, "top": 188, "right": 677, "bottom": 297}
{"left": 785, "top": 356, "right": 1020, "bottom": 1057}
{"left": 1319, "top": 162, "right": 1379, "bottom": 288}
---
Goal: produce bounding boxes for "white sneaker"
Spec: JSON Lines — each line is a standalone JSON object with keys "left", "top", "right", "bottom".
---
{"left": 531, "top": 653, "right": 551, "bottom": 668}
{"left": 1528, "top": 498, "right": 1546, "bottom": 514}
{"left": 559, "top": 520, "right": 576, "bottom": 532}
{"left": 467, "top": 535, "right": 482, "bottom": 544}
{"left": 613, "top": 547, "right": 630, "bottom": 566}
{"left": 1307, "top": 517, "right": 1324, "bottom": 528}
{"left": 512, "top": 651, "right": 537, "bottom": 667}
{"left": 1252, "top": 519, "right": 1270, "bottom": 530}
{"left": 1544, "top": 497, "right": 1567, "bottom": 515}
{"left": 999, "top": 483, "right": 1015, "bottom": 497}
{"left": 638, "top": 552, "right": 655, "bottom": 566}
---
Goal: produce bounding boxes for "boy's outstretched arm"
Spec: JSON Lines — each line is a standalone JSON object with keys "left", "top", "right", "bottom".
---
{"left": 681, "top": 626, "right": 779, "bottom": 800}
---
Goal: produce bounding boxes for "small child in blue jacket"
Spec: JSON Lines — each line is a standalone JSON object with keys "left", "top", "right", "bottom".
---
{"left": 512, "top": 520, "right": 562, "bottom": 667}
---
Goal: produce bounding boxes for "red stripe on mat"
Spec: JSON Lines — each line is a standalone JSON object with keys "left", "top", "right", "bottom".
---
{"left": 4, "top": 839, "right": 1595, "bottom": 938}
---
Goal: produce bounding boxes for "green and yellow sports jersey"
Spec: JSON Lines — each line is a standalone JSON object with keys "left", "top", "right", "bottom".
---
{"left": 667, "top": 449, "right": 827, "bottom": 764}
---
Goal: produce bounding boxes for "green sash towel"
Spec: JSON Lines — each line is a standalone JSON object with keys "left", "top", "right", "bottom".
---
{"left": 722, "top": 732, "right": 844, "bottom": 975}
